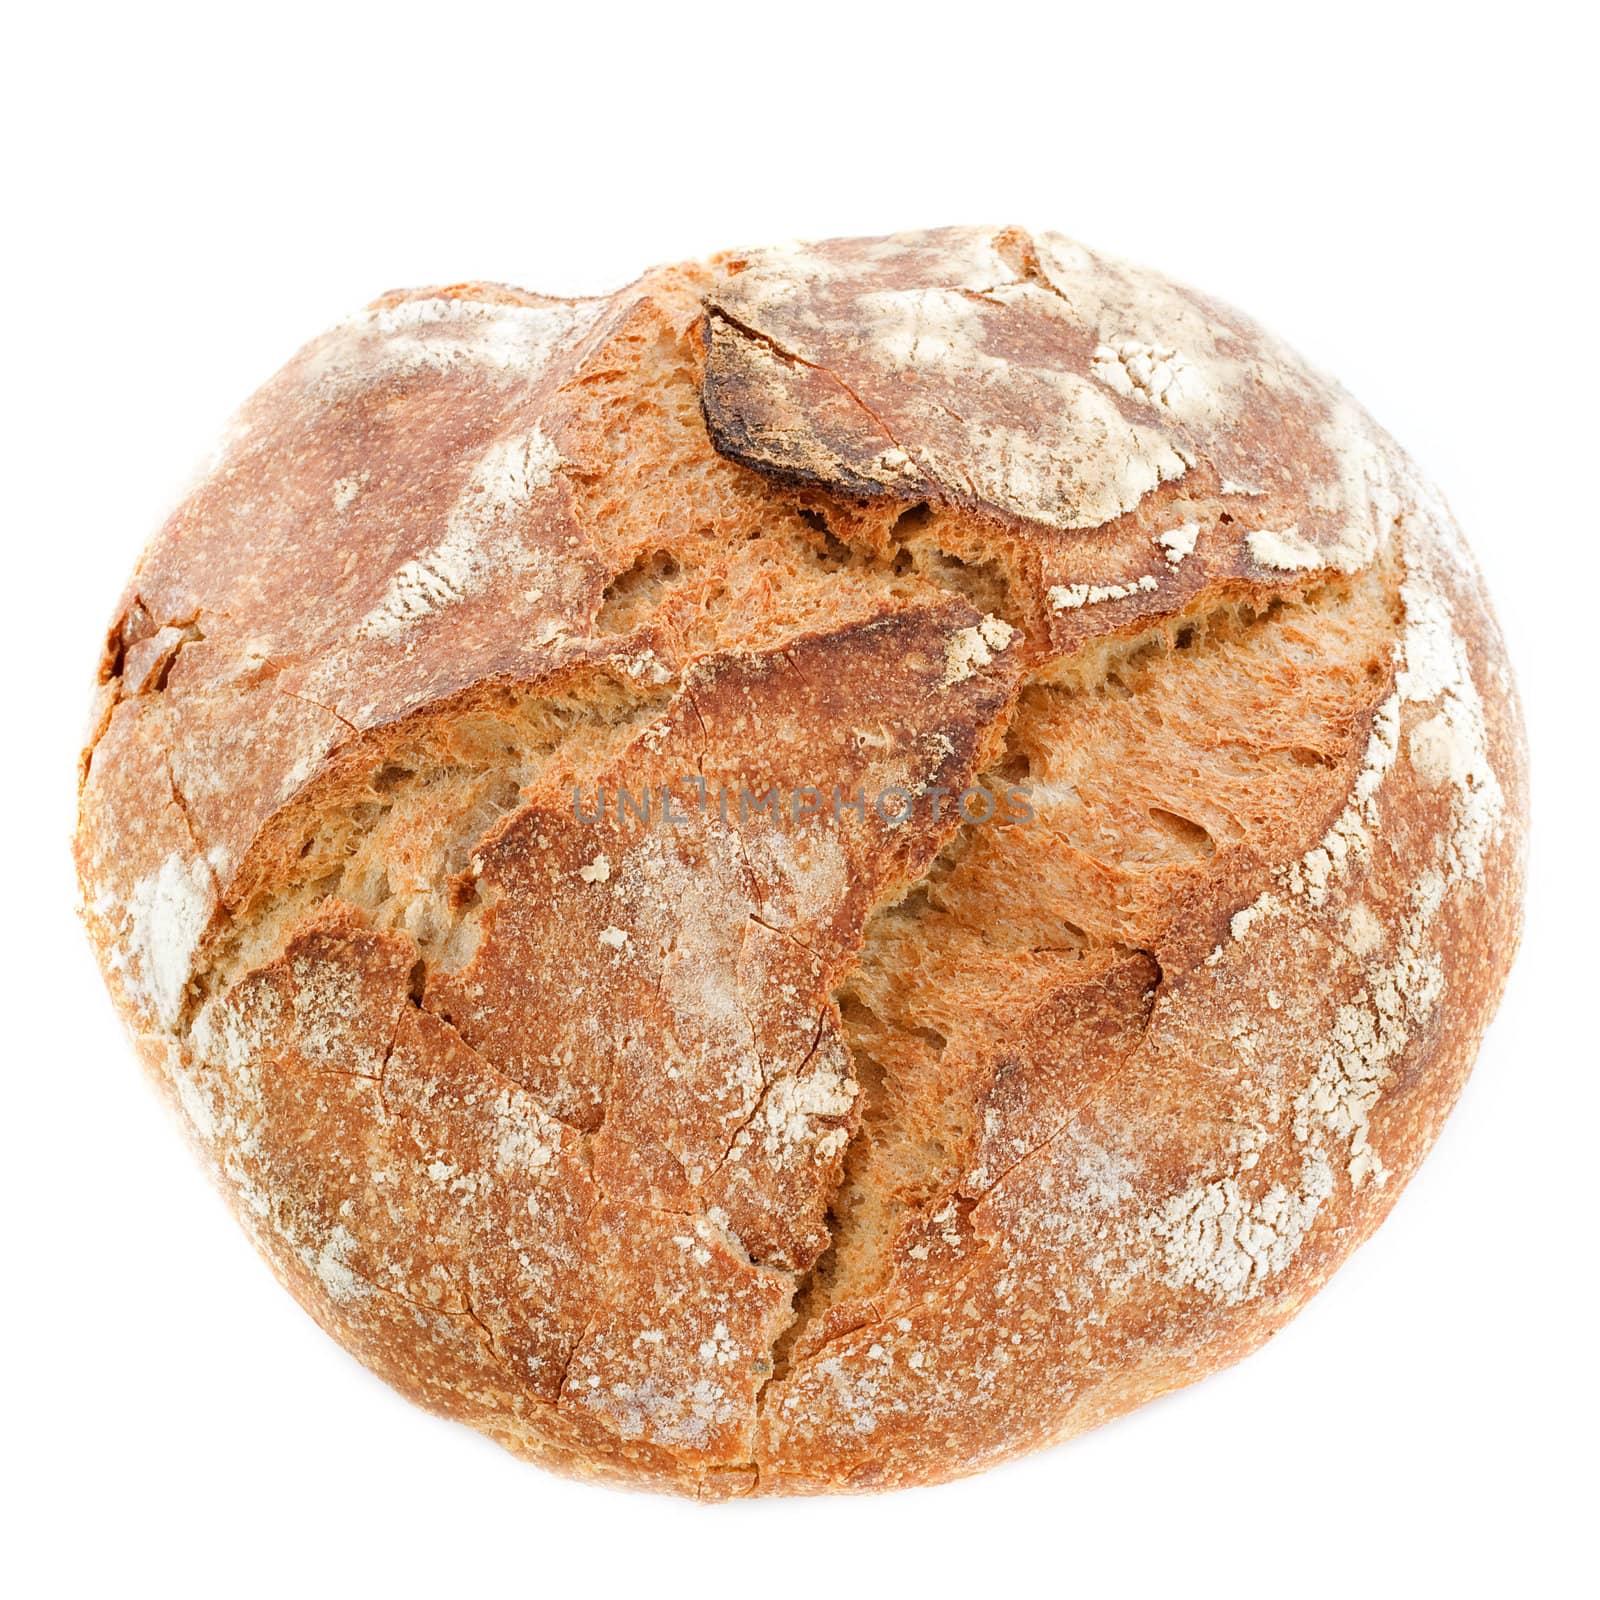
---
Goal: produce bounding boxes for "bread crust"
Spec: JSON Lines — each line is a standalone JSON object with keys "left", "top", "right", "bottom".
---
{"left": 76, "top": 228, "right": 1527, "bottom": 1495}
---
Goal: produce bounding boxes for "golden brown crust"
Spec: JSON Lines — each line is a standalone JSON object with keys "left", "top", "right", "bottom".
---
{"left": 75, "top": 226, "right": 1527, "bottom": 1495}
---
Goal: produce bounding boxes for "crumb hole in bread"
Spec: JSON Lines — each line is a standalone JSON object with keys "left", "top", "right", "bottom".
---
{"left": 908, "top": 546, "right": 1019, "bottom": 626}
{"left": 596, "top": 549, "right": 685, "bottom": 634}
{"left": 1147, "top": 807, "right": 1216, "bottom": 857}
{"left": 798, "top": 514, "right": 856, "bottom": 571}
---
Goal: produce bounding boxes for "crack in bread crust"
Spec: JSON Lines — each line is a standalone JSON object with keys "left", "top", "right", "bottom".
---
{"left": 74, "top": 229, "right": 1527, "bottom": 1496}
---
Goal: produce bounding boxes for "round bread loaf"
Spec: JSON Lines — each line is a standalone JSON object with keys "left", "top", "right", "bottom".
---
{"left": 76, "top": 226, "right": 1527, "bottom": 1495}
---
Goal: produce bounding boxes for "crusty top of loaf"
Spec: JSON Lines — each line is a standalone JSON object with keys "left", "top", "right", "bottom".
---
{"left": 75, "top": 227, "right": 1526, "bottom": 1494}
{"left": 704, "top": 227, "right": 1393, "bottom": 562}
{"left": 80, "top": 229, "right": 1407, "bottom": 929}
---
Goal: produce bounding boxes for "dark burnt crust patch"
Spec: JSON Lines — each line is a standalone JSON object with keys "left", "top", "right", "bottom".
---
{"left": 700, "top": 310, "right": 928, "bottom": 504}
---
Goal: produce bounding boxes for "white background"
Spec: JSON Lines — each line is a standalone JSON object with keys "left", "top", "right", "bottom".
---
{"left": 5, "top": 4, "right": 1593, "bottom": 1594}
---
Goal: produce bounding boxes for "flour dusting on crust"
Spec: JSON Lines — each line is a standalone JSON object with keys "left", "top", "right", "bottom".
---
{"left": 120, "top": 852, "right": 215, "bottom": 1029}
{"left": 358, "top": 428, "right": 562, "bottom": 641}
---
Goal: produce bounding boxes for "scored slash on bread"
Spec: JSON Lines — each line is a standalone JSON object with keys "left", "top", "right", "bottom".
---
{"left": 76, "top": 228, "right": 1526, "bottom": 1495}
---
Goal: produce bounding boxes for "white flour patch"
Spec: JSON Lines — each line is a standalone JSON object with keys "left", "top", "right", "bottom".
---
{"left": 697, "top": 1322, "right": 739, "bottom": 1368}
{"left": 854, "top": 284, "right": 989, "bottom": 369}
{"left": 760, "top": 830, "right": 849, "bottom": 925}
{"left": 579, "top": 1371, "right": 735, "bottom": 1450}
{"left": 1147, "top": 1156, "right": 1335, "bottom": 1304}
{"left": 1091, "top": 339, "right": 1200, "bottom": 412}
{"left": 288, "top": 953, "right": 382, "bottom": 1075}
{"left": 1293, "top": 860, "right": 1454, "bottom": 1190}
{"left": 490, "top": 1087, "right": 559, "bottom": 1176}
{"left": 943, "top": 614, "right": 1015, "bottom": 683}
{"left": 1246, "top": 525, "right": 1325, "bottom": 572}
{"left": 756, "top": 1061, "right": 858, "bottom": 1163}
{"left": 1341, "top": 903, "right": 1385, "bottom": 960}
{"left": 356, "top": 427, "right": 561, "bottom": 642}
{"left": 1410, "top": 701, "right": 1492, "bottom": 802}
{"left": 123, "top": 852, "right": 214, "bottom": 1029}
{"left": 1049, "top": 574, "right": 1159, "bottom": 610}
{"left": 1316, "top": 394, "right": 1401, "bottom": 574}
{"left": 1154, "top": 523, "right": 1200, "bottom": 566}
{"left": 329, "top": 295, "right": 601, "bottom": 380}
{"left": 173, "top": 1068, "right": 219, "bottom": 1146}
{"left": 1392, "top": 585, "right": 1504, "bottom": 884}
{"left": 307, "top": 1226, "right": 370, "bottom": 1305}
{"left": 192, "top": 984, "right": 284, "bottom": 1077}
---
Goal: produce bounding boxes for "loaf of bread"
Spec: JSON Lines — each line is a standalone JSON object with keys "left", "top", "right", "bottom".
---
{"left": 76, "top": 226, "right": 1526, "bottom": 1495}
